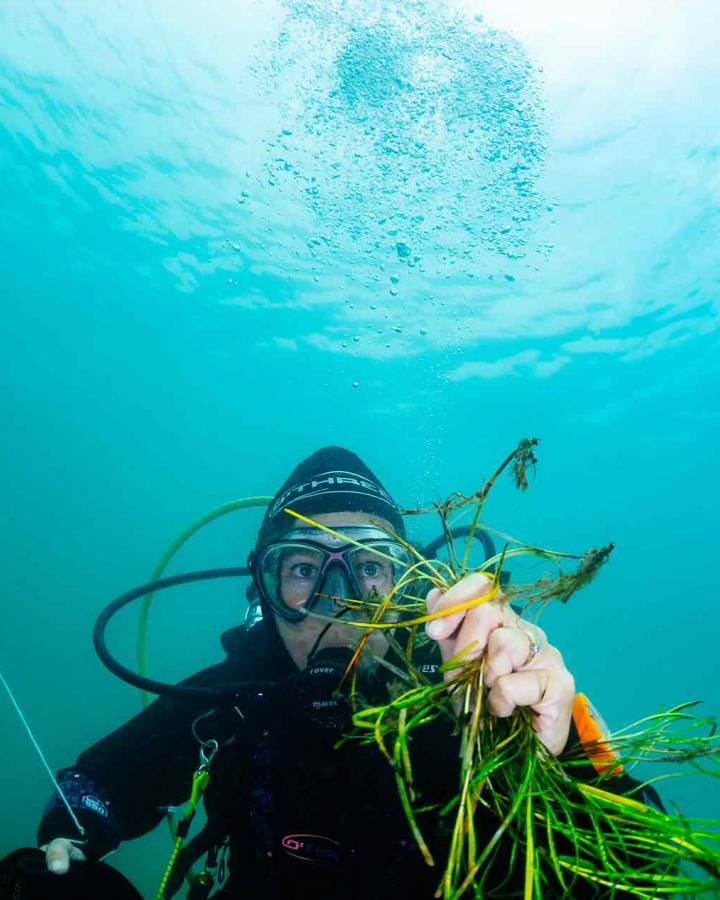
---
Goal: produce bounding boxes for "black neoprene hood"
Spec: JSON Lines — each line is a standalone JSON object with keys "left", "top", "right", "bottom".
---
{"left": 257, "top": 446, "right": 405, "bottom": 547}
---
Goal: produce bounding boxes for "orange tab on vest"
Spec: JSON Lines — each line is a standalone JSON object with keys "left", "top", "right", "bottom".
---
{"left": 572, "top": 693, "right": 623, "bottom": 776}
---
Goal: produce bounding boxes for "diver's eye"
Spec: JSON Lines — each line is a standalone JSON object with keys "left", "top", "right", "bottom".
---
{"left": 357, "top": 561, "right": 387, "bottom": 579}
{"left": 290, "top": 563, "right": 318, "bottom": 579}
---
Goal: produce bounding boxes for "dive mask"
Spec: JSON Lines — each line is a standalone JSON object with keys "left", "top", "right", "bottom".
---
{"left": 250, "top": 526, "right": 412, "bottom": 623}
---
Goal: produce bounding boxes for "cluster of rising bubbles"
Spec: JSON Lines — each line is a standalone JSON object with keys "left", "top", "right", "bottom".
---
{"left": 254, "top": 0, "right": 550, "bottom": 281}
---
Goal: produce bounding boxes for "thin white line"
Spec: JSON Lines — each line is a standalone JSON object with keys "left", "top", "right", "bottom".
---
{"left": 0, "top": 670, "right": 85, "bottom": 838}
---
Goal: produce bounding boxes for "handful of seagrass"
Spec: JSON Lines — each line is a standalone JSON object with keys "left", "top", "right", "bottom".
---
{"left": 289, "top": 440, "right": 720, "bottom": 898}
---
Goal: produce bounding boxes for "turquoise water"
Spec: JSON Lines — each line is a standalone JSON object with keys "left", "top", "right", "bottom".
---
{"left": 1, "top": 1, "right": 718, "bottom": 894}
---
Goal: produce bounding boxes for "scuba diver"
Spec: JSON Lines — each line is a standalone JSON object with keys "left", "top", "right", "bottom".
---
{"left": 0, "top": 447, "right": 661, "bottom": 899}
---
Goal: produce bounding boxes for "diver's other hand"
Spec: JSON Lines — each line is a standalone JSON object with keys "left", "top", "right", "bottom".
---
{"left": 42, "top": 837, "right": 86, "bottom": 874}
{"left": 425, "top": 573, "right": 576, "bottom": 757}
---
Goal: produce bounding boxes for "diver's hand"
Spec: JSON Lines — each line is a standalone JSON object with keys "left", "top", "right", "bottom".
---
{"left": 425, "top": 573, "right": 575, "bottom": 756}
{"left": 42, "top": 838, "right": 86, "bottom": 874}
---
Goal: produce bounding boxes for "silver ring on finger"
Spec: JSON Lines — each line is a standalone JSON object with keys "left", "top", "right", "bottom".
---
{"left": 522, "top": 630, "right": 541, "bottom": 667}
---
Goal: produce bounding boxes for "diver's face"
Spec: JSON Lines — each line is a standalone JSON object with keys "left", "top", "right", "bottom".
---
{"left": 274, "top": 512, "right": 396, "bottom": 670}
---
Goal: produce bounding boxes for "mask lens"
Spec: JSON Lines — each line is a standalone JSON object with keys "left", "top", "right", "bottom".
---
{"left": 256, "top": 528, "right": 413, "bottom": 619}
{"left": 258, "top": 543, "right": 326, "bottom": 612}
{"left": 347, "top": 543, "right": 403, "bottom": 599}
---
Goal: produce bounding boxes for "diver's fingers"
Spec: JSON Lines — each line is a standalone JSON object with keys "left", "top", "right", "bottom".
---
{"left": 487, "top": 669, "right": 546, "bottom": 717}
{"left": 483, "top": 624, "right": 551, "bottom": 687}
{"left": 446, "top": 595, "right": 521, "bottom": 669}
{"left": 425, "top": 573, "right": 498, "bottom": 642}
{"left": 425, "top": 587, "right": 443, "bottom": 613}
{"left": 487, "top": 665, "right": 575, "bottom": 756}
{"left": 43, "top": 839, "right": 70, "bottom": 874}
{"left": 43, "top": 838, "right": 86, "bottom": 874}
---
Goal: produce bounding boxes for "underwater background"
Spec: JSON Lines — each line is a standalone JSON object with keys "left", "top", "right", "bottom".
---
{"left": 1, "top": 1, "right": 718, "bottom": 895}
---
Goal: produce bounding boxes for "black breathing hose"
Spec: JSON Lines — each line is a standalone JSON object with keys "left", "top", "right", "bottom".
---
{"left": 92, "top": 567, "right": 275, "bottom": 702}
{"left": 421, "top": 526, "right": 496, "bottom": 568}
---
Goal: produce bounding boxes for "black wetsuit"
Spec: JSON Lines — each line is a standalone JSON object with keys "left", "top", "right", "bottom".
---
{"left": 37, "top": 622, "right": 660, "bottom": 899}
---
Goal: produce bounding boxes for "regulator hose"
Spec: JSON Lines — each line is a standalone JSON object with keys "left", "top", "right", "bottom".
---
{"left": 93, "top": 567, "right": 275, "bottom": 702}
{"left": 421, "top": 525, "right": 496, "bottom": 564}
